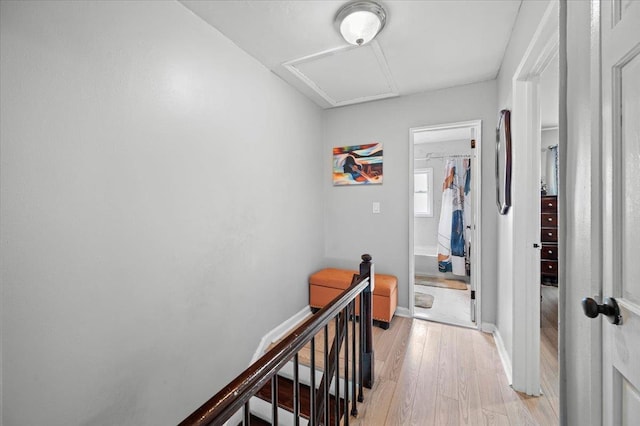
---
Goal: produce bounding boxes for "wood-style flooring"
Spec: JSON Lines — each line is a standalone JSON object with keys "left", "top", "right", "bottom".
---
{"left": 265, "top": 289, "right": 560, "bottom": 425}
{"left": 344, "top": 316, "right": 557, "bottom": 425}
{"left": 540, "top": 285, "right": 559, "bottom": 420}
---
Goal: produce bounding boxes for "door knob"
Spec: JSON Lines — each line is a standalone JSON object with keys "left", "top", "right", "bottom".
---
{"left": 581, "top": 297, "right": 621, "bottom": 325}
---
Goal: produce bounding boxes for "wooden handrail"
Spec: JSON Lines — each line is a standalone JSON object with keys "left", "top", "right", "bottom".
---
{"left": 179, "top": 255, "right": 374, "bottom": 426}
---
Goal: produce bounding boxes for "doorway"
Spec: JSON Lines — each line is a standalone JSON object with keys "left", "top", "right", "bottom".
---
{"left": 409, "top": 120, "right": 482, "bottom": 329}
{"left": 510, "top": 0, "right": 559, "bottom": 396}
{"left": 539, "top": 52, "right": 560, "bottom": 415}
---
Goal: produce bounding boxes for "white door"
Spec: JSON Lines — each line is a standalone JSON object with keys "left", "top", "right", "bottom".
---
{"left": 599, "top": 1, "right": 640, "bottom": 424}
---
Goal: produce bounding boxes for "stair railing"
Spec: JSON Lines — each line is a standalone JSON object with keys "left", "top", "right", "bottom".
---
{"left": 179, "top": 254, "right": 375, "bottom": 426}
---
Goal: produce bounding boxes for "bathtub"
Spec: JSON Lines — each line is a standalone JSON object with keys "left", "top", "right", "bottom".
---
{"left": 414, "top": 246, "right": 439, "bottom": 276}
{"left": 414, "top": 246, "right": 466, "bottom": 280}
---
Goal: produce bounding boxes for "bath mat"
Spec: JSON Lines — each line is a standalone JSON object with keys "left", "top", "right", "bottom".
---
{"left": 415, "top": 293, "right": 434, "bottom": 309}
{"left": 415, "top": 275, "right": 467, "bottom": 290}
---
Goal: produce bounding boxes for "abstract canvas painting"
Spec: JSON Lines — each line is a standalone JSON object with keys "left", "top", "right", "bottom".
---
{"left": 332, "top": 143, "right": 383, "bottom": 185}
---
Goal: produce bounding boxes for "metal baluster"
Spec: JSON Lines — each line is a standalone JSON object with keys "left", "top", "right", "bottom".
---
{"left": 310, "top": 336, "right": 316, "bottom": 426}
{"left": 244, "top": 400, "right": 250, "bottom": 425}
{"left": 324, "top": 324, "right": 330, "bottom": 425}
{"left": 351, "top": 299, "right": 358, "bottom": 416}
{"left": 272, "top": 375, "right": 278, "bottom": 425}
{"left": 294, "top": 353, "right": 300, "bottom": 426}
{"left": 344, "top": 306, "right": 350, "bottom": 426}
{"left": 358, "top": 290, "right": 364, "bottom": 402}
{"left": 334, "top": 315, "right": 340, "bottom": 426}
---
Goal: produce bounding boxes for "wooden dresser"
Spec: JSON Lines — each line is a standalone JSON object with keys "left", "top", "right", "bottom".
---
{"left": 541, "top": 195, "right": 558, "bottom": 286}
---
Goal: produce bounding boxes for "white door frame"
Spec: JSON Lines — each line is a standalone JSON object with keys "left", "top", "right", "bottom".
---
{"left": 511, "top": 1, "right": 559, "bottom": 395}
{"left": 408, "top": 120, "right": 483, "bottom": 328}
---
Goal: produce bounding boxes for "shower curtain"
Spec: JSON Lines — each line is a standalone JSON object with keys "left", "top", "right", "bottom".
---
{"left": 437, "top": 158, "right": 471, "bottom": 276}
{"left": 463, "top": 159, "right": 471, "bottom": 276}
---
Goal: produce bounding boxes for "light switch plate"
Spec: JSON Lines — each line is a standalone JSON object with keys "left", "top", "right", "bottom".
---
{"left": 372, "top": 202, "right": 381, "bottom": 214}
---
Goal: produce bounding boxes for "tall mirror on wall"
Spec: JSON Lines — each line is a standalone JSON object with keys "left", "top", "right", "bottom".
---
{"left": 410, "top": 121, "right": 481, "bottom": 329}
{"left": 496, "top": 109, "right": 511, "bottom": 215}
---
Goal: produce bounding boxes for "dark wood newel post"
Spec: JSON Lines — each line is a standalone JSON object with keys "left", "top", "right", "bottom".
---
{"left": 359, "top": 253, "right": 375, "bottom": 389}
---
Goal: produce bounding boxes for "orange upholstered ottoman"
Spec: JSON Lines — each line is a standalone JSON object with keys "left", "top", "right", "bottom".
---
{"left": 309, "top": 268, "right": 398, "bottom": 329}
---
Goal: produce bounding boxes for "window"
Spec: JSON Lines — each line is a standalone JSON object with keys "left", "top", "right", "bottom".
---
{"left": 414, "top": 168, "right": 433, "bottom": 217}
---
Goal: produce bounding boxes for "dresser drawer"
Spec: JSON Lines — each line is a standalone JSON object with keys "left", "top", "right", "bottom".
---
{"left": 542, "top": 228, "right": 558, "bottom": 242}
{"left": 542, "top": 244, "right": 558, "bottom": 260}
{"left": 541, "top": 196, "right": 557, "bottom": 212}
{"left": 541, "top": 260, "right": 558, "bottom": 275}
{"left": 541, "top": 213, "right": 558, "bottom": 227}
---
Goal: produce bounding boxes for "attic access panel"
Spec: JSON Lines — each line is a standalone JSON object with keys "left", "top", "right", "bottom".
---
{"left": 283, "top": 41, "right": 399, "bottom": 107}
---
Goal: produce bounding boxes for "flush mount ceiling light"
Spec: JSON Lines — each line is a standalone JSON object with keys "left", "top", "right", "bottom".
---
{"left": 335, "top": 1, "right": 387, "bottom": 46}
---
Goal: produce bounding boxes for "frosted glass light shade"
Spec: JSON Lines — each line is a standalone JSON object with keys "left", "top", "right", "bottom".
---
{"left": 340, "top": 10, "right": 381, "bottom": 45}
{"left": 335, "top": 1, "right": 386, "bottom": 46}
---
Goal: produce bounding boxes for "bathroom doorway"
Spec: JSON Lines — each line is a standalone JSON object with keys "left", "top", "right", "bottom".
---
{"left": 409, "top": 121, "right": 482, "bottom": 329}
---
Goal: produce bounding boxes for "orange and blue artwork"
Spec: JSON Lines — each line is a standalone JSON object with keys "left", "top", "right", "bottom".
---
{"left": 333, "top": 143, "right": 383, "bottom": 186}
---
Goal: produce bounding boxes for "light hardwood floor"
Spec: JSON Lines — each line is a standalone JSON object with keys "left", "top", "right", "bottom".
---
{"left": 267, "top": 292, "right": 559, "bottom": 425}
{"left": 540, "top": 285, "right": 559, "bottom": 420}
{"left": 345, "top": 314, "right": 558, "bottom": 425}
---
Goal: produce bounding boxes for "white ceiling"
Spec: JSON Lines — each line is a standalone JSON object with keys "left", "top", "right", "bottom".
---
{"left": 180, "top": 0, "right": 523, "bottom": 109}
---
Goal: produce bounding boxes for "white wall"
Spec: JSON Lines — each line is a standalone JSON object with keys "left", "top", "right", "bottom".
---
{"left": 0, "top": 1, "right": 324, "bottom": 425}
{"left": 322, "top": 80, "right": 498, "bottom": 323}
{"left": 542, "top": 128, "right": 559, "bottom": 149}
{"left": 495, "top": 0, "right": 551, "bottom": 365}
{"left": 498, "top": 1, "right": 553, "bottom": 108}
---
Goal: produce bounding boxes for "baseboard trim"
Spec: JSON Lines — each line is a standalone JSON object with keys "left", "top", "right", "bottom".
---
{"left": 482, "top": 322, "right": 513, "bottom": 385}
{"left": 251, "top": 305, "right": 313, "bottom": 363}
{"left": 395, "top": 307, "right": 411, "bottom": 318}
{"left": 480, "top": 322, "right": 495, "bottom": 333}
